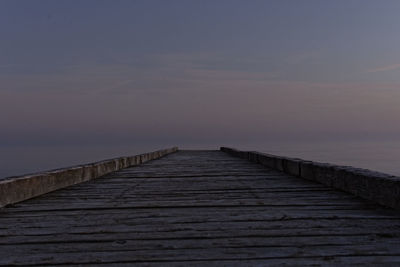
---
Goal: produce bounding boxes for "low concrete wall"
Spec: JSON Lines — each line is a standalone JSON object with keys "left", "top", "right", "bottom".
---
{"left": 0, "top": 147, "right": 178, "bottom": 208}
{"left": 221, "top": 147, "right": 400, "bottom": 210}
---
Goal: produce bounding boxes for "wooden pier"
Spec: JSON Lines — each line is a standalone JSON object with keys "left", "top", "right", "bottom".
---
{"left": 1, "top": 150, "right": 400, "bottom": 265}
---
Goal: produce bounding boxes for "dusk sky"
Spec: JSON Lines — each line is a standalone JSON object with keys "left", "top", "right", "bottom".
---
{"left": 1, "top": 0, "right": 400, "bottom": 149}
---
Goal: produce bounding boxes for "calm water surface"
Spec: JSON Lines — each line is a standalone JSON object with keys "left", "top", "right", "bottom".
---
{"left": 1, "top": 140, "right": 400, "bottom": 179}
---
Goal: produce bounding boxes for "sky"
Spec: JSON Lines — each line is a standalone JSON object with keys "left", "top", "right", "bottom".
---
{"left": 1, "top": 0, "right": 400, "bottom": 150}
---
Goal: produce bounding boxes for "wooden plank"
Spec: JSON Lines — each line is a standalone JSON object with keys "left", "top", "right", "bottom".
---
{"left": 2, "top": 244, "right": 400, "bottom": 265}
{"left": 1, "top": 150, "right": 400, "bottom": 265}
{"left": 1, "top": 221, "right": 400, "bottom": 243}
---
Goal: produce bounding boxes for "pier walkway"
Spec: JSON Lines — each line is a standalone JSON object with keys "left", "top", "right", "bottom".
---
{"left": 1, "top": 150, "right": 400, "bottom": 265}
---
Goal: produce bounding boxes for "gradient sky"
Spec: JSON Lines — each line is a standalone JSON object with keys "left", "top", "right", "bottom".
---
{"left": 1, "top": 0, "right": 400, "bottom": 149}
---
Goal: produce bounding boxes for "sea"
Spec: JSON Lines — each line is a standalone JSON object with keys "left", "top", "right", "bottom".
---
{"left": 1, "top": 140, "right": 400, "bottom": 180}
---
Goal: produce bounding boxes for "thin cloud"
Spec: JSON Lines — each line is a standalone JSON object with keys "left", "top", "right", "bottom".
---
{"left": 284, "top": 51, "right": 321, "bottom": 65}
{"left": 0, "top": 64, "right": 20, "bottom": 68}
{"left": 107, "top": 80, "right": 135, "bottom": 90}
{"left": 367, "top": 63, "right": 400, "bottom": 73}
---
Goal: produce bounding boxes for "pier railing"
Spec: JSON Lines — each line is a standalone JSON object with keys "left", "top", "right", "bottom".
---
{"left": 0, "top": 147, "right": 178, "bottom": 208}
{"left": 221, "top": 147, "right": 400, "bottom": 210}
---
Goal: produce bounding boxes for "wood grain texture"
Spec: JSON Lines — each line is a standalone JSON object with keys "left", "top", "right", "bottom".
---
{"left": 1, "top": 150, "right": 400, "bottom": 265}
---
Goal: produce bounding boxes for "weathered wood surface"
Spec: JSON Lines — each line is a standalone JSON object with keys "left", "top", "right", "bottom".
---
{"left": 0, "top": 147, "right": 178, "bottom": 208}
{"left": 221, "top": 147, "right": 400, "bottom": 210}
{"left": 1, "top": 150, "right": 400, "bottom": 266}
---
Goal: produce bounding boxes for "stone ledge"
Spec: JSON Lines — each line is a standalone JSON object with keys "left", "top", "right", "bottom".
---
{"left": 221, "top": 147, "right": 400, "bottom": 210}
{"left": 0, "top": 147, "right": 178, "bottom": 208}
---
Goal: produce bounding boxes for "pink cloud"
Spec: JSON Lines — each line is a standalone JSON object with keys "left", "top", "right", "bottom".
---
{"left": 367, "top": 63, "right": 400, "bottom": 73}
